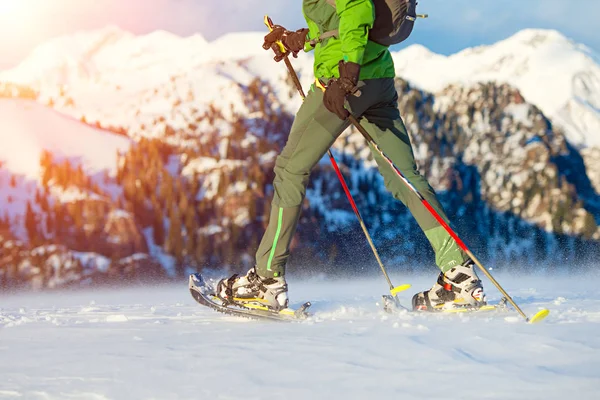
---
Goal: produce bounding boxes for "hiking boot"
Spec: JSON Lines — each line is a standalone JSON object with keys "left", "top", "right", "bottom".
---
{"left": 412, "top": 259, "right": 486, "bottom": 311}
{"left": 216, "top": 267, "right": 289, "bottom": 311}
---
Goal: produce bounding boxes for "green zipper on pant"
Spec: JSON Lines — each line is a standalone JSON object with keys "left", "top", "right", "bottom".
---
{"left": 267, "top": 207, "right": 284, "bottom": 272}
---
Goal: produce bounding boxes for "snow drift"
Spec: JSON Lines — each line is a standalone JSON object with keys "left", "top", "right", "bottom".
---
{"left": 0, "top": 275, "right": 598, "bottom": 399}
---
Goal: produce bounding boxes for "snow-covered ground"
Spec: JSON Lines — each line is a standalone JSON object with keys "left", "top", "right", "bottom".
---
{"left": 1, "top": 273, "right": 598, "bottom": 400}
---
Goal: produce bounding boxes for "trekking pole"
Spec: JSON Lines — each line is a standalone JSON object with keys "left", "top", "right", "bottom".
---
{"left": 342, "top": 113, "right": 550, "bottom": 324}
{"left": 264, "top": 16, "right": 411, "bottom": 307}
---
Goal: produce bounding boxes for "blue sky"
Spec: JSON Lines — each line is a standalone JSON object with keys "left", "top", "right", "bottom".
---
{"left": 1, "top": 0, "right": 598, "bottom": 69}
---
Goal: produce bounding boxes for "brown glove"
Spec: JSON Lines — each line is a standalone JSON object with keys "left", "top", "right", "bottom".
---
{"left": 323, "top": 61, "right": 361, "bottom": 120}
{"left": 263, "top": 26, "right": 309, "bottom": 62}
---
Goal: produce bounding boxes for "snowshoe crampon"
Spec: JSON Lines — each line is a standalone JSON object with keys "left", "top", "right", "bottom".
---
{"left": 189, "top": 273, "right": 311, "bottom": 322}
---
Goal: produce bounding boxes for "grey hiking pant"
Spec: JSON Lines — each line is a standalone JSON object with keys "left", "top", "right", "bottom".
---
{"left": 255, "top": 78, "right": 467, "bottom": 277}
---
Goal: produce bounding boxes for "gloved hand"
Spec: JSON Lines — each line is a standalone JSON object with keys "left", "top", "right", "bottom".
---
{"left": 323, "top": 61, "right": 361, "bottom": 120}
{"left": 263, "top": 26, "right": 309, "bottom": 62}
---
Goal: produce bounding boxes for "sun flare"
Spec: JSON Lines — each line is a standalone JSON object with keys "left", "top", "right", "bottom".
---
{"left": 0, "top": 0, "right": 19, "bottom": 15}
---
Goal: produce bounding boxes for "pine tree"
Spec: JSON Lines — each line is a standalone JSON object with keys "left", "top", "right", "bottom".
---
{"left": 152, "top": 205, "right": 165, "bottom": 246}
{"left": 194, "top": 231, "right": 206, "bottom": 266}
{"left": 0, "top": 212, "right": 10, "bottom": 232}
{"left": 165, "top": 205, "right": 184, "bottom": 266}
{"left": 38, "top": 191, "right": 49, "bottom": 212}
{"left": 25, "top": 201, "right": 38, "bottom": 244}
{"left": 184, "top": 205, "right": 198, "bottom": 259}
{"left": 45, "top": 213, "right": 55, "bottom": 236}
{"left": 72, "top": 201, "right": 84, "bottom": 229}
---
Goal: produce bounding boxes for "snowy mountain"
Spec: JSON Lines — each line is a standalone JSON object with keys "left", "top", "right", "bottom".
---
{"left": 393, "top": 29, "right": 600, "bottom": 149}
{"left": 0, "top": 26, "right": 308, "bottom": 137}
{"left": 1, "top": 27, "right": 599, "bottom": 289}
{"left": 0, "top": 98, "right": 130, "bottom": 234}
{"left": 0, "top": 99, "right": 130, "bottom": 182}
{"left": 2, "top": 27, "right": 599, "bottom": 148}
{"left": 0, "top": 99, "right": 168, "bottom": 289}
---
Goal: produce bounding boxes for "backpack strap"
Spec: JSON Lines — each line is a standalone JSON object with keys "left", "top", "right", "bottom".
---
{"left": 313, "top": 0, "right": 426, "bottom": 47}
{"left": 309, "top": 30, "right": 339, "bottom": 46}
{"left": 307, "top": 0, "right": 338, "bottom": 46}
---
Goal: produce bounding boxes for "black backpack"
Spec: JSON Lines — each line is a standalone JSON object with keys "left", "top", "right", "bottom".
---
{"left": 321, "top": 0, "right": 420, "bottom": 47}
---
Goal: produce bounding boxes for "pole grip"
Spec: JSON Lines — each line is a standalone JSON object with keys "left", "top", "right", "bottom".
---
{"left": 263, "top": 15, "right": 287, "bottom": 55}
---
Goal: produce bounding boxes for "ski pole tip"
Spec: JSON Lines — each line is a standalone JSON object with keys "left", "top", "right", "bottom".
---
{"left": 528, "top": 308, "right": 550, "bottom": 324}
{"left": 390, "top": 284, "right": 411, "bottom": 296}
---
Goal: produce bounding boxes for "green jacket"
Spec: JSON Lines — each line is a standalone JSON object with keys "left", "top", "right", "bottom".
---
{"left": 303, "top": 0, "right": 396, "bottom": 80}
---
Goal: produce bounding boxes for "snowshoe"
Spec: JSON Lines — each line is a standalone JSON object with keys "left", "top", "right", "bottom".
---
{"left": 216, "top": 267, "right": 289, "bottom": 312}
{"left": 412, "top": 259, "right": 487, "bottom": 312}
{"left": 189, "top": 273, "right": 310, "bottom": 322}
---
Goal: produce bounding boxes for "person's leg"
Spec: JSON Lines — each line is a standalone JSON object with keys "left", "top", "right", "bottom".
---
{"left": 255, "top": 85, "right": 350, "bottom": 278}
{"left": 356, "top": 79, "right": 468, "bottom": 273}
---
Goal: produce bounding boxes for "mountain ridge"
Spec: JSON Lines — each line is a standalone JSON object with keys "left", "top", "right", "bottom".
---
{"left": 394, "top": 28, "right": 600, "bottom": 148}
{"left": 2, "top": 26, "right": 599, "bottom": 149}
